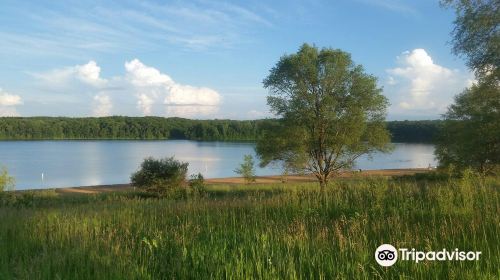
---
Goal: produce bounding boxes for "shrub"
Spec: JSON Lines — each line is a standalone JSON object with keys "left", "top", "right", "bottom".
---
{"left": 15, "top": 192, "right": 35, "bottom": 208}
{"left": 131, "top": 157, "right": 188, "bottom": 196}
{"left": 189, "top": 173, "right": 206, "bottom": 197}
{"left": 234, "top": 155, "right": 256, "bottom": 184}
{"left": 0, "top": 166, "right": 15, "bottom": 192}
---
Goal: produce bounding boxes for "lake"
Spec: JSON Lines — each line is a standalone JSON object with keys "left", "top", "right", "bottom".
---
{"left": 0, "top": 140, "right": 436, "bottom": 190}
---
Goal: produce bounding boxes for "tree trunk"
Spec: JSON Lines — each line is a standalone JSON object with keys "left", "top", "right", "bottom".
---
{"left": 319, "top": 176, "right": 327, "bottom": 192}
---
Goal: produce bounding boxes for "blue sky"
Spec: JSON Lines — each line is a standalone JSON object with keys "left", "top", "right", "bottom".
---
{"left": 0, "top": 0, "right": 474, "bottom": 120}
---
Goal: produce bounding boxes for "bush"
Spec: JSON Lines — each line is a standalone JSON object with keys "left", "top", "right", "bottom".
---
{"left": 189, "top": 173, "right": 206, "bottom": 197}
{"left": 234, "top": 155, "right": 256, "bottom": 184}
{"left": 131, "top": 157, "right": 188, "bottom": 196}
{"left": 0, "top": 166, "right": 15, "bottom": 192}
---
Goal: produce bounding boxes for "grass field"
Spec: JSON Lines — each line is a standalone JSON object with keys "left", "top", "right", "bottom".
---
{"left": 0, "top": 173, "right": 499, "bottom": 279}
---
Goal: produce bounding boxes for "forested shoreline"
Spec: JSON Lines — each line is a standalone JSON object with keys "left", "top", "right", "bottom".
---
{"left": 0, "top": 117, "right": 441, "bottom": 143}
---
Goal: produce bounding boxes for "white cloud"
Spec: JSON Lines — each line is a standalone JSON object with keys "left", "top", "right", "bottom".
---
{"left": 0, "top": 89, "right": 22, "bottom": 106}
{"left": 33, "top": 61, "right": 111, "bottom": 116}
{"left": 166, "top": 84, "right": 220, "bottom": 106}
{"left": 386, "top": 49, "right": 471, "bottom": 116}
{"left": 0, "top": 107, "right": 20, "bottom": 117}
{"left": 0, "top": 88, "right": 22, "bottom": 116}
{"left": 28, "top": 59, "right": 221, "bottom": 117}
{"left": 77, "top": 61, "right": 107, "bottom": 87}
{"left": 386, "top": 76, "right": 397, "bottom": 85}
{"left": 34, "top": 61, "right": 107, "bottom": 88}
{"left": 137, "top": 93, "right": 155, "bottom": 115}
{"left": 0, "top": 1, "right": 275, "bottom": 57}
{"left": 93, "top": 94, "right": 112, "bottom": 116}
{"left": 125, "top": 59, "right": 173, "bottom": 87}
{"left": 166, "top": 105, "right": 218, "bottom": 118}
{"left": 125, "top": 59, "right": 221, "bottom": 117}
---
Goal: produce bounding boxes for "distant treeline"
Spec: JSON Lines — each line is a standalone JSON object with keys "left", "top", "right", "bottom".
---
{"left": 0, "top": 117, "right": 441, "bottom": 143}
{"left": 386, "top": 120, "right": 442, "bottom": 143}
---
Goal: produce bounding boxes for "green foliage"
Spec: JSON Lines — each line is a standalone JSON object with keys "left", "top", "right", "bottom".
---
{"left": 0, "top": 116, "right": 265, "bottom": 141}
{"left": 188, "top": 173, "right": 206, "bottom": 197}
{"left": 435, "top": 78, "right": 500, "bottom": 174}
{"left": 436, "top": 1, "right": 500, "bottom": 175}
{"left": 131, "top": 157, "right": 188, "bottom": 196}
{"left": 234, "top": 154, "right": 256, "bottom": 184}
{"left": 441, "top": 0, "right": 499, "bottom": 79}
{"left": 386, "top": 120, "right": 442, "bottom": 143}
{"left": 0, "top": 116, "right": 441, "bottom": 143}
{"left": 0, "top": 166, "right": 15, "bottom": 192}
{"left": 0, "top": 192, "right": 32, "bottom": 208}
{"left": 257, "top": 44, "right": 391, "bottom": 188}
{"left": 0, "top": 177, "right": 499, "bottom": 278}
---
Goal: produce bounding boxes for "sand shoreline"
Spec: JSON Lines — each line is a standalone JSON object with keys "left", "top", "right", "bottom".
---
{"left": 42, "top": 168, "right": 431, "bottom": 195}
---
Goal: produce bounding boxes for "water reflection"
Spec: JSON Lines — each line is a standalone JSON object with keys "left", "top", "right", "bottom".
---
{"left": 357, "top": 143, "right": 436, "bottom": 170}
{"left": 0, "top": 141, "right": 436, "bottom": 190}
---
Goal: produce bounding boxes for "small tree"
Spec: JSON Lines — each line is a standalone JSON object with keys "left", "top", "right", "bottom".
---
{"left": 0, "top": 166, "right": 15, "bottom": 192}
{"left": 188, "top": 173, "right": 206, "bottom": 196}
{"left": 131, "top": 157, "right": 188, "bottom": 196}
{"left": 234, "top": 155, "right": 256, "bottom": 184}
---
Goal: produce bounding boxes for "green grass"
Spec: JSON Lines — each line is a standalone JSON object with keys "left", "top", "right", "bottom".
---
{"left": 0, "top": 174, "right": 499, "bottom": 279}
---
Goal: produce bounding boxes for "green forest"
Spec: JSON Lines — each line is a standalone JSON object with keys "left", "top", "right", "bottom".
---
{"left": 0, "top": 117, "right": 441, "bottom": 143}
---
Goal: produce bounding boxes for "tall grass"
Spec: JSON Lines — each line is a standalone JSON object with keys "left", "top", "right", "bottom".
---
{"left": 0, "top": 174, "right": 498, "bottom": 279}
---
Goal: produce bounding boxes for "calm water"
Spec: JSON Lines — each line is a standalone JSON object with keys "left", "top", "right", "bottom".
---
{"left": 0, "top": 140, "right": 436, "bottom": 190}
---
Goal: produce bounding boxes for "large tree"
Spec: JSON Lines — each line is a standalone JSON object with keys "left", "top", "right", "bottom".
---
{"left": 437, "top": 0, "right": 500, "bottom": 173}
{"left": 256, "top": 44, "right": 390, "bottom": 190}
{"left": 436, "top": 74, "right": 500, "bottom": 173}
{"left": 441, "top": 0, "right": 499, "bottom": 79}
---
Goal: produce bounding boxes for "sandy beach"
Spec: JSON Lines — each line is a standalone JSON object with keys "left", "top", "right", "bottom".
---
{"left": 52, "top": 168, "right": 431, "bottom": 195}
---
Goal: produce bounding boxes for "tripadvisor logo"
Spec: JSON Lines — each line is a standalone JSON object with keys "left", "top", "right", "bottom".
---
{"left": 375, "top": 244, "right": 481, "bottom": 267}
{"left": 375, "top": 244, "right": 398, "bottom": 266}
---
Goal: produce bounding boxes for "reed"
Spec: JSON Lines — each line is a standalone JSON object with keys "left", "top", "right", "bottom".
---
{"left": 0, "top": 174, "right": 498, "bottom": 279}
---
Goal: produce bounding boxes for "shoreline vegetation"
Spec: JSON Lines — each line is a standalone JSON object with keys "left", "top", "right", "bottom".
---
{"left": 1, "top": 169, "right": 498, "bottom": 279}
{"left": 0, "top": 116, "right": 441, "bottom": 143}
{"left": 18, "top": 168, "right": 430, "bottom": 193}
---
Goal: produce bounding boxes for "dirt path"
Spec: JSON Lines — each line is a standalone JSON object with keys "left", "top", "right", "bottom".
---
{"left": 52, "top": 168, "right": 430, "bottom": 195}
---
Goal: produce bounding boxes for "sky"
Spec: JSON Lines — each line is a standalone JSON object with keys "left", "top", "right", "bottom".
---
{"left": 0, "top": 0, "right": 474, "bottom": 120}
